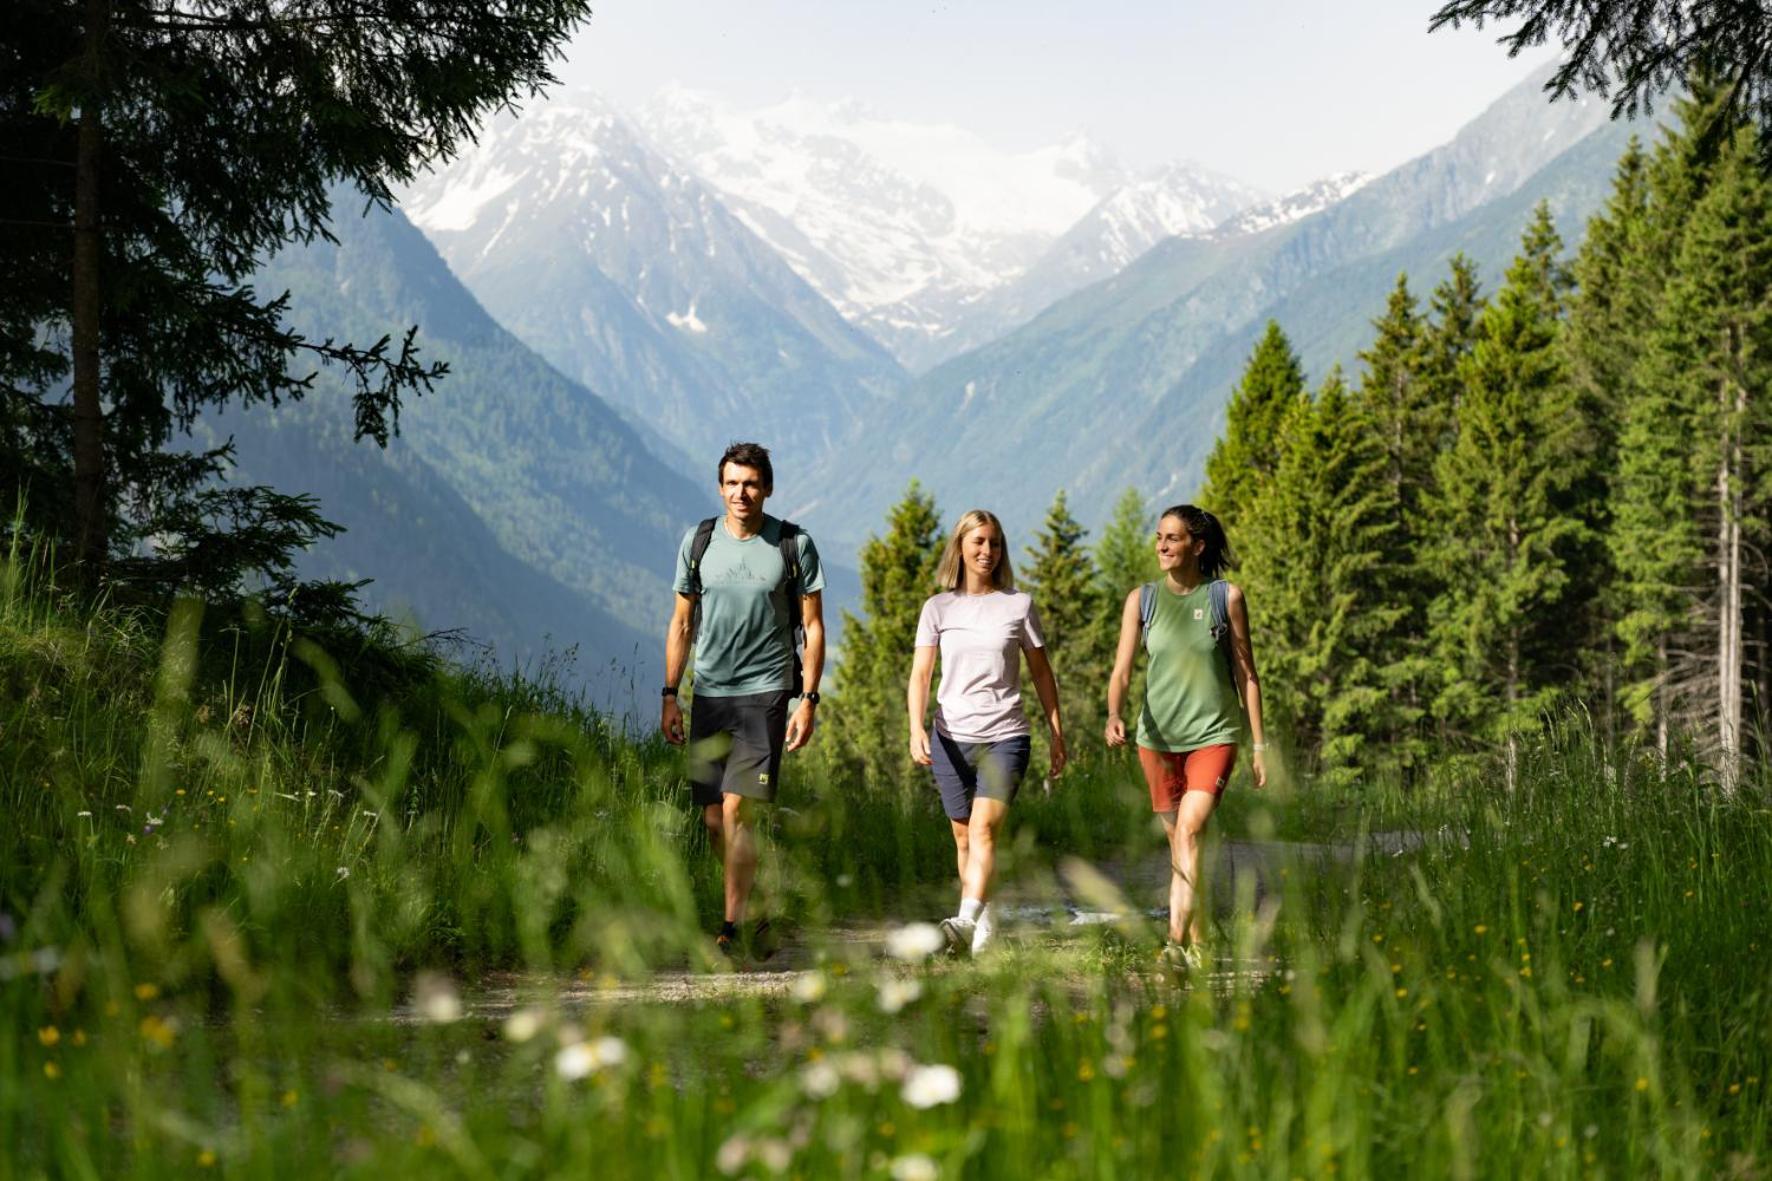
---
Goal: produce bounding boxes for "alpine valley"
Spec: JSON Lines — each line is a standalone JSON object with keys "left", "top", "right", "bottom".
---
{"left": 247, "top": 62, "right": 1640, "bottom": 681}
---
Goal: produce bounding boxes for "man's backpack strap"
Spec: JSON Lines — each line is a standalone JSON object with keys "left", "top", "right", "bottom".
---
{"left": 777, "top": 521, "right": 805, "bottom": 698}
{"left": 1138, "top": 582, "right": 1157, "bottom": 652}
{"left": 686, "top": 517, "right": 718, "bottom": 638}
{"left": 686, "top": 517, "right": 718, "bottom": 596}
{"left": 777, "top": 521, "right": 802, "bottom": 596}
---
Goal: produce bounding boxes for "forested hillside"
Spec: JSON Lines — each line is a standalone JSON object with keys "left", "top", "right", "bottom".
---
{"left": 223, "top": 192, "right": 710, "bottom": 697}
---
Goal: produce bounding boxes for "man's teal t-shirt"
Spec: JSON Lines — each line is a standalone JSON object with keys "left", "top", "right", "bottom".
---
{"left": 674, "top": 515, "right": 825, "bottom": 697}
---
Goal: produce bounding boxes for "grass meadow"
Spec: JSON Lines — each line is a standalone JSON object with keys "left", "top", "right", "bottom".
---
{"left": 2, "top": 548, "right": 1769, "bottom": 1179}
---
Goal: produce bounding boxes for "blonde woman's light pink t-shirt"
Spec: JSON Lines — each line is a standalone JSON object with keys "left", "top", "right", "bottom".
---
{"left": 914, "top": 590, "right": 1046, "bottom": 742}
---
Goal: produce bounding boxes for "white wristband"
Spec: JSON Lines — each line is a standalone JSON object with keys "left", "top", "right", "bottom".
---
{"left": 1251, "top": 742, "right": 1267, "bottom": 753}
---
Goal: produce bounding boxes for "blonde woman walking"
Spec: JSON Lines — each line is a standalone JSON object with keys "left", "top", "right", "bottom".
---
{"left": 907, "top": 509, "right": 1065, "bottom": 956}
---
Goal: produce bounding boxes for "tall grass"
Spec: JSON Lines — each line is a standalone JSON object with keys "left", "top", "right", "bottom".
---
{"left": 2, "top": 556, "right": 1767, "bottom": 1178}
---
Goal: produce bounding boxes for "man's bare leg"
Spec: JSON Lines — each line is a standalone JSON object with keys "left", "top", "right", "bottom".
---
{"left": 702, "top": 802, "right": 725, "bottom": 861}
{"left": 722, "top": 793, "right": 758, "bottom": 925}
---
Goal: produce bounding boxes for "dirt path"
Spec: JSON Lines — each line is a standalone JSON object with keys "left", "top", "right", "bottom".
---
{"left": 399, "top": 835, "right": 1421, "bottom": 1018}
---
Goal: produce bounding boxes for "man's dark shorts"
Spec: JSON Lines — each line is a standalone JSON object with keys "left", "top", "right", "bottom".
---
{"left": 688, "top": 690, "right": 791, "bottom": 807}
{"left": 930, "top": 731, "right": 1032, "bottom": 822}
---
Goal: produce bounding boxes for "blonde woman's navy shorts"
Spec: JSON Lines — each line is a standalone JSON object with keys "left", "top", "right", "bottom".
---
{"left": 930, "top": 731, "right": 1032, "bottom": 821}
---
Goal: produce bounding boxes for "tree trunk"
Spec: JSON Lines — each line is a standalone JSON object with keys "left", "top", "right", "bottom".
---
{"left": 1655, "top": 635, "right": 1669, "bottom": 760}
{"left": 1718, "top": 375, "right": 1745, "bottom": 793}
{"left": 1505, "top": 513, "right": 1520, "bottom": 793}
{"left": 1505, "top": 634, "right": 1519, "bottom": 794}
{"left": 71, "top": 0, "right": 109, "bottom": 580}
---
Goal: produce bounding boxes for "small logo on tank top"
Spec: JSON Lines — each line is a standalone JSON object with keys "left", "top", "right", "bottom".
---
{"left": 1192, "top": 608, "right": 1204, "bottom": 620}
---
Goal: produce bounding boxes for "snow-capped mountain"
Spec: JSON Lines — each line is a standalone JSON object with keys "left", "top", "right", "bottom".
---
{"left": 1057, "top": 162, "right": 1269, "bottom": 276}
{"left": 930, "top": 161, "right": 1271, "bottom": 361}
{"left": 635, "top": 86, "right": 1129, "bottom": 369}
{"left": 1211, "top": 170, "right": 1373, "bottom": 239}
{"left": 398, "top": 90, "right": 905, "bottom": 472}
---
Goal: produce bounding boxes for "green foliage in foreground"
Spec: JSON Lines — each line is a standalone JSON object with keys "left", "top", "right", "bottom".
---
{"left": 2, "top": 568, "right": 1769, "bottom": 1178}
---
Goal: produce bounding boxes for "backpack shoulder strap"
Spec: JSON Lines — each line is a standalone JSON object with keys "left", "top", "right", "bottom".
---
{"left": 686, "top": 517, "right": 718, "bottom": 596}
{"left": 777, "top": 520, "right": 806, "bottom": 697}
{"left": 776, "top": 520, "right": 802, "bottom": 591}
{"left": 1138, "top": 582, "right": 1157, "bottom": 651}
{"left": 1209, "top": 579, "right": 1235, "bottom": 677}
{"left": 1208, "top": 579, "right": 1229, "bottom": 640}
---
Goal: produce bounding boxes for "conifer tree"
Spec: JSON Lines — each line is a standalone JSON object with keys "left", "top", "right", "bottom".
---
{"left": 1358, "top": 275, "right": 1429, "bottom": 517}
{"left": 1566, "top": 139, "right": 1651, "bottom": 445}
{"left": 1242, "top": 369, "right": 1402, "bottom": 781}
{"left": 1612, "top": 337, "right": 1705, "bottom": 753}
{"left": 1430, "top": 0, "right": 1772, "bottom": 142}
{"left": 1202, "top": 321, "right": 1308, "bottom": 519}
{"left": 3, "top": 0, "right": 592, "bottom": 588}
{"left": 1417, "top": 254, "right": 1484, "bottom": 427}
{"left": 1637, "top": 122, "right": 1772, "bottom": 786}
{"left": 1610, "top": 82, "right": 1756, "bottom": 758}
{"left": 1564, "top": 139, "right": 1651, "bottom": 736}
{"left": 828, "top": 483, "right": 944, "bottom": 791}
{"left": 1091, "top": 487, "right": 1157, "bottom": 724}
{"left": 1426, "top": 206, "right": 1588, "bottom": 785}
{"left": 1237, "top": 398, "right": 1316, "bottom": 750}
{"left": 1021, "top": 490, "right": 1102, "bottom": 741}
{"left": 1308, "top": 373, "right": 1407, "bottom": 780}
{"left": 1354, "top": 274, "right": 1436, "bottom": 772}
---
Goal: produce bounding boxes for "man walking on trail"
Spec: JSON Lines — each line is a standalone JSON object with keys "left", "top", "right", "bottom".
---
{"left": 661, "top": 441, "right": 826, "bottom": 959}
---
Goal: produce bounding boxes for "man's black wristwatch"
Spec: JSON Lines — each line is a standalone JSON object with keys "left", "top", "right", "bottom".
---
{"left": 661, "top": 686, "right": 678, "bottom": 699}
{"left": 802, "top": 691, "right": 820, "bottom": 705}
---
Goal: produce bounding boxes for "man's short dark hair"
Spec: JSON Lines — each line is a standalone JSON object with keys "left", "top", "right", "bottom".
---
{"left": 718, "top": 442, "right": 774, "bottom": 492}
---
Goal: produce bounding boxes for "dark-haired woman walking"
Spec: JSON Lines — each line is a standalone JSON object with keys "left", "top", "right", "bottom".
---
{"left": 1104, "top": 504, "right": 1266, "bottom": 971}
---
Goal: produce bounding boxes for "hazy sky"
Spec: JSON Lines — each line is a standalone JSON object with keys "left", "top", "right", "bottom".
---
{"left": 560, "top": 0, "right": 1562, "bottom": 193}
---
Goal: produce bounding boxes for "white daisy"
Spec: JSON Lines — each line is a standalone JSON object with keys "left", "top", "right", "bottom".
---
{"left": 900, "top": 1063, "right": 962, "bottom": 1109}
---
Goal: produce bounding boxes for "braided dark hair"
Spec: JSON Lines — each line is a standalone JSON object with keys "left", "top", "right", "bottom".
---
{"left": 1159, "top": 504, "right": 1236, "bottom": 580}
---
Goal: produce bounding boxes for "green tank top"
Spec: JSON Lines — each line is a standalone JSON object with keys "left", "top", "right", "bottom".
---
{"left": 1136, "top": 581, "right": 1243, "bottom": 753}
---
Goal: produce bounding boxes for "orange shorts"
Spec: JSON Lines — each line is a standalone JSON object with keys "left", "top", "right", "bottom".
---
{"left": 1138, "top": 744, "right": 1237, "bottom": 812}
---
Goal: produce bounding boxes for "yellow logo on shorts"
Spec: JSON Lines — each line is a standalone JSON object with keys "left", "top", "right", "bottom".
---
{"left": 758, "top": 773, "right": 770, "bottom": 786}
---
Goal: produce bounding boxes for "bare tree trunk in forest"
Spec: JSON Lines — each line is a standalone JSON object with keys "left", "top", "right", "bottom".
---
{"left": 1717, "top": 376, "right": 1745, "bottom": 793}
{"left": 1655, "top": 636, "right": 1669, "bottom": 759}
{"left": 71, "top": 0, "right": 109, "bottom": 580}
{"left": 1505, "top": 515, "right": 1519, "bottom": 793}
{"left": 1505, "top": 637, "right": 1519, "bottom": 793}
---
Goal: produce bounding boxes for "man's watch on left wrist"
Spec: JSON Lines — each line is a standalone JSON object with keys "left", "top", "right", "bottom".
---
{"left": 801, "top": 691, "right": 820, "bottom": 706}
{"left": 662, "top": 686, "right": 678, "bottom": 699}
